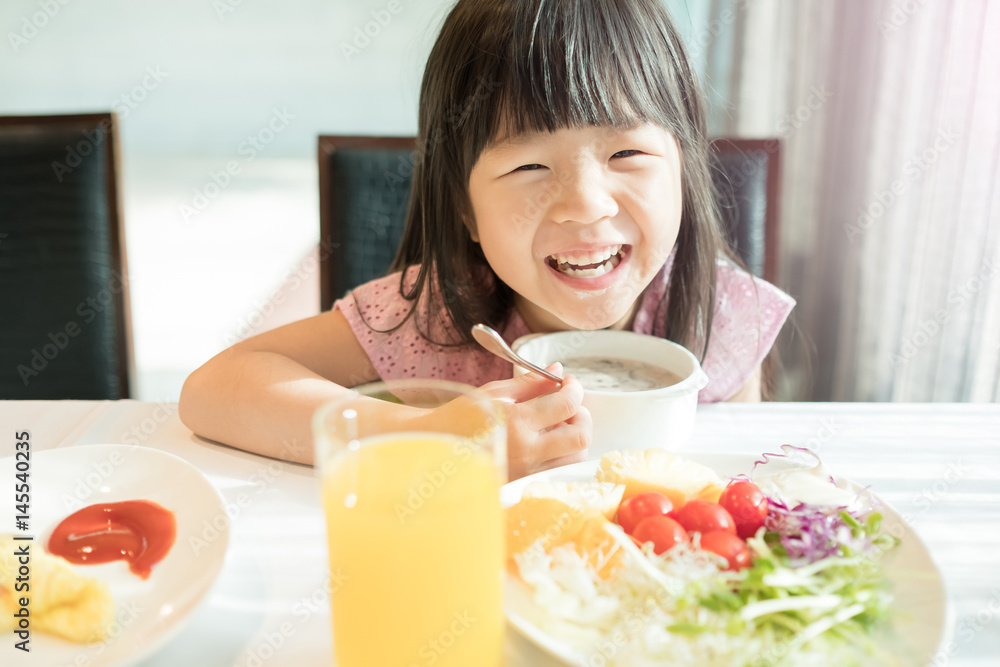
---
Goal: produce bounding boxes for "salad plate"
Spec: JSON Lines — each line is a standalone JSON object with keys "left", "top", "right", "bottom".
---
{"left": 502, "top": 451, "right": 950, "bottom": 667}
{"left": 0, "top": 445, "right": 229, "bottom": 667}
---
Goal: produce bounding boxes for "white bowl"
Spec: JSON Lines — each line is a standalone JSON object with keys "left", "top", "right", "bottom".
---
{"left": 511, "top": 330, "right": 708, "bottom": 457}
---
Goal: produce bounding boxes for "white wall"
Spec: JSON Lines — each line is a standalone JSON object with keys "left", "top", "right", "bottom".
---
{"left": 2, "top": 0, "right": 451, "bottom": 154}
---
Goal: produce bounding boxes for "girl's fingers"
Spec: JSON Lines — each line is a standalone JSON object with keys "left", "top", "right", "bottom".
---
{"left": 482, "top": 363, "right": 592, "bottom": 479}
{"left": 505, "top": 403, "right": 592, "bottom": 480}
{"left": 525, "top": 406, "right": 592, "bottom": 464}
{"left": 480, "top": 363, "right": 565, "bottom": 403}
{"left": 513, "top": 375, "right": 584, "bottom": 432}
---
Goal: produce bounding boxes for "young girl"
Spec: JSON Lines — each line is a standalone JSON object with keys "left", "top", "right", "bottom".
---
{"left": 179, "top": 0, "right": 794, "bottom": 479}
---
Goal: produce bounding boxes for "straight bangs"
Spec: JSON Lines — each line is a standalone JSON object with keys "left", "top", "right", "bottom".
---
{"left": 464, "top": 0, "right": 693, "bottom": 167}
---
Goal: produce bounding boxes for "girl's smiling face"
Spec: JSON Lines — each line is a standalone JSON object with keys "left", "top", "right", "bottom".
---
{"left": 467, "top": 123, "right": 683, "bottom": 332}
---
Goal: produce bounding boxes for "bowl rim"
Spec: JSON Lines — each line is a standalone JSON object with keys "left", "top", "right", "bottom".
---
{"left": 510, "top": 330, "right": 709, "bottom": 397}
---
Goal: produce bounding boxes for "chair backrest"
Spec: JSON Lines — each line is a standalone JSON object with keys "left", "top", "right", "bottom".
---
{"left": 317, "top": 135, "right": 782, "bottom": 309}
{"left": 0, "top": 113, "right": 133, "bottom": 399}
{"left": 709, "top": 138, "right": 782, "bottom": 284}
{"left": 318, "top": 135, "right": 416, "bottom": 311}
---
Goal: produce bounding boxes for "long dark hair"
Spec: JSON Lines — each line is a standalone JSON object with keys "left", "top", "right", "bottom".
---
{"left": 388, "top": 0, "right": 731, "bottom": 359}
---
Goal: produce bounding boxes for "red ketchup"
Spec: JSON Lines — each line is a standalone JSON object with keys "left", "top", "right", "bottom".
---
{"left": 47, "top": 500, "right": 177, "bottom": 579}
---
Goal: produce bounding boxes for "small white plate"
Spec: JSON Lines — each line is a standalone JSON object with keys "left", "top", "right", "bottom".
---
{"left": 1, "top": 445, "right": 229, "bottom": 667}
{"left": 502, "top": 453, "right": 952, "bottom": 666}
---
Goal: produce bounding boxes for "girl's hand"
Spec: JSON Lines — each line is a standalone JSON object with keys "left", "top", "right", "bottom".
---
{"left": 480, "top": 363, "right": 592, "bottom": 480}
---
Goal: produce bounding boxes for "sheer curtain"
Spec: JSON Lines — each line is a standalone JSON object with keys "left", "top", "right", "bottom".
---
{"left": 694, "top": 0, "right": 1000, "bottom": 402}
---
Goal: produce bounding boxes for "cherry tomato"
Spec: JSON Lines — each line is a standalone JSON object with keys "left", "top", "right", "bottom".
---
{"left": 616, "top": 492, "right": 674, "bottom": 535}
{"left": 718, "top": 480, "right": 769, "bottom": 539}
{"left": 669, "top": 499, "right": 736, "bottom": 535}
{"left": 699, "top": 531, "right": 752, "bottom": 570}
{"left": 632, "top": 516, "right": 689, "bottom": 555}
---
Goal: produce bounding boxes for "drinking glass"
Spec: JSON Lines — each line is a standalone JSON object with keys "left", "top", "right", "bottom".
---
{"left": 314, "top": 379, "right": 507, "bottom": 667}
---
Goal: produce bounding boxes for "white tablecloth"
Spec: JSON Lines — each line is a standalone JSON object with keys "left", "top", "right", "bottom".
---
{"left": 1, "top": 400, "right": 998, "bottom": 666}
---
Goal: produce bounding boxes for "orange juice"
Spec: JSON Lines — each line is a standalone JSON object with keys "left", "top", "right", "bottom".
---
{"left": 322, "top": 432, "right": 504, "bottom": 667}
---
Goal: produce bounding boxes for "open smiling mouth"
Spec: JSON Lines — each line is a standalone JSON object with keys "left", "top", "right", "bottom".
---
{"left": 546, "top": 244, "right": 627, "bottom": 278}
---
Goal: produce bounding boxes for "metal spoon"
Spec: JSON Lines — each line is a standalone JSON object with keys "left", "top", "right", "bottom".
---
{"left": 471, "top": 324, "right": 563, "bottom": 385}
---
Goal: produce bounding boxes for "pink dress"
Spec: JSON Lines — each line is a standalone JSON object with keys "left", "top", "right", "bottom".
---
{"left": 334, "top": 256, "right": 795, "bottom": 402}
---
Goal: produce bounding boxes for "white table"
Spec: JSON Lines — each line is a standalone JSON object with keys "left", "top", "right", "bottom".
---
{"left": 2, "top": 400, "right": 998, "bottom": 666}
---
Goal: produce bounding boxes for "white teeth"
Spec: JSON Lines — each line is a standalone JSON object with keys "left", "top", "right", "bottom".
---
{"left": 551, "top": 244, "right": 621, "bottom": 268}
{"left": 552, "top": 251, "right": 623, "bottom": 278}
{"left": 562, "top": 258, "right": 615, "bottom": 278}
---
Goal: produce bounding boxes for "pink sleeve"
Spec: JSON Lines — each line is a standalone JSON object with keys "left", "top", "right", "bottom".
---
{"left": 332, "top": 271, "right": 425, "bottom": 380}
{"left": 332, "top": 269, "right": 512, "bottom": 385}
{"left": 698, "top": 263, "right": 796, "bottom": 402}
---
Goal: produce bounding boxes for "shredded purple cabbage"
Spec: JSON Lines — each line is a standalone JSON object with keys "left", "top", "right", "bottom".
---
{"left": 765, "top": 498, "right": 880, "bottom": 564}
{"left": 764, "top": 499, "right": 846, "bottom": 562}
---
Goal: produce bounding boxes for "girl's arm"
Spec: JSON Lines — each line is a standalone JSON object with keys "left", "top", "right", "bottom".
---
{"left": 179, "top": 309, "right": 591, "bottom": 473}
{"left": 179, "top": 310, "right": 381, "bottom": 465}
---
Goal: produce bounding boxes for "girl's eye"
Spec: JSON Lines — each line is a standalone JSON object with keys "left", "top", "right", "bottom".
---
{"left": 612, "top": 149, "right": 643, "bottom": 159}
{"left": 513, "top": 163, "right": 545, "bottom": 172}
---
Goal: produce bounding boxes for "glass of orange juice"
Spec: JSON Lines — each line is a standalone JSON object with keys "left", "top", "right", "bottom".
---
{"left": 313, "top": 379, "right": 506, "bottom": 667}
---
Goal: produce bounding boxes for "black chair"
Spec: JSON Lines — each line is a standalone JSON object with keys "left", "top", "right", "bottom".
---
{"left": 709, "top": 138, "right": 782, "bottom": 284}
{"left": 0, "top": 113, "right": 134, "bottom": 399}
{"left": 318, "top": 136, "right": 415, "bottom": 311}
{"left": 318, "top": 135, "right": 782, "bottom": 309}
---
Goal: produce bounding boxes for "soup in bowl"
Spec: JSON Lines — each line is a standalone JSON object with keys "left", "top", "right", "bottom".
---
{"left": 511, "top": 330, "right": 709, "bottom": 457}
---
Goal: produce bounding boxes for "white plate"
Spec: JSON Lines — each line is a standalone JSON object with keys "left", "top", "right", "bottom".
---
{"left": 502, "top": 453, "right": 952, "bottom": 667}
{"left": 1, "top": 445, "right": 229, "bottom": 667}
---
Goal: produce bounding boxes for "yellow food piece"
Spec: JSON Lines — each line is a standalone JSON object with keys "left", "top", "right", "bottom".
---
{"left": 572, "top": 515, "right": 625, "bottom": 579}
{"left": 0, "top": 535, "right": 115, "bottom": 643}
{"left": 507, "top": 497, "right": 590, "bottom": 559}
{"left": 596, "top": 448, "right": 725, "bottom": 508}
{"left": 506, "top": 491, "right": 625, "bottom": 580}
{"left": 520, "top": 481, "right": 625, "bottom": 520}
